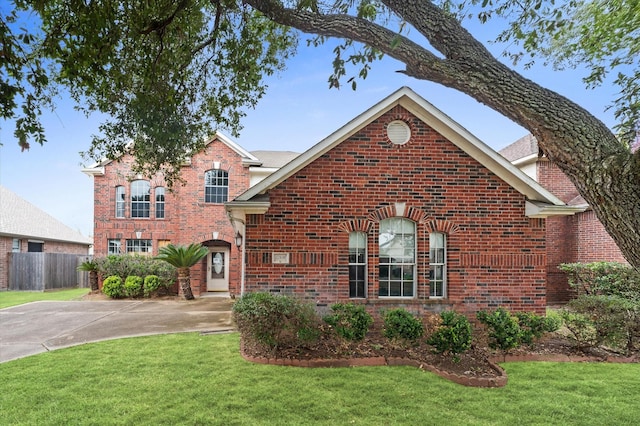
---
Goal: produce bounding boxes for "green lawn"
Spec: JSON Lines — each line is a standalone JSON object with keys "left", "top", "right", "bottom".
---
{"left": 0, "top": 333, "right": 638, "bottom": 425}
{"left": 0, "top": 288, "right": 90, "bottom": 309}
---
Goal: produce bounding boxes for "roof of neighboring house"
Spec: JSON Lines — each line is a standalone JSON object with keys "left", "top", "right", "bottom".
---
{"left": 499, "top": 134, "right": 539, "bottom": 162}
{"left": 250, "top": 151, "right": 300, "bottom": 168}
{"left": 0, "top": 185, "right": 92, "bottom": 245}
{"left": 229, "top": 87, "right": 578, "bottom": 218}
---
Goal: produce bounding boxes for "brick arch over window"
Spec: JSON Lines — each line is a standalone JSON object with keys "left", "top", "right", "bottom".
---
{"left": 338, "top": 219, "right": 374, "bottom": 234}
{"left": 424, "top": 219, "right": 461, "bottom": 235}
{"left": 366, "top": 204, "right": 430, "bottom": 223}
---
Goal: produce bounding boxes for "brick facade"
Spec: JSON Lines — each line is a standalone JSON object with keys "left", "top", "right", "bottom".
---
{"left": 242, "top": 105, "right": 549, "bottom": 315}
{"left": 537, "top": 160, "right": 627, "bottom": 303}
{"left": 90, "top": 137, "right": 249, "bottom": 296}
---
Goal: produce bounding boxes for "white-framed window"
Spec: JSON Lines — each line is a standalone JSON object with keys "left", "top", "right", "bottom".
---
{"left": 429, "top": 232, "right": 447, "bottom": 298}
{"left": 348, "top": 232, "right": 367, "bottom": 298}
{"left": 204, "top": 169, "right": 229, "bottom": 203}
{"left": 155, "top": 187, "right": 165, "bottom": 219}
{"left": 115, "top": 186, "right": 125, "bottom": 218}
{"left": 108, "top": 239, "right": 122, "bottom": 254}
{"left": 131, "top": 180, "right": 150, "bottom": 218}
{"left": 126, "top": 239, "right": 152, "bottom": 254}
{"left": 378, "top": 218, "right": 416, "bottom": 298}
{"left": 12, "top": 238, "right": 20, "bottom": 252}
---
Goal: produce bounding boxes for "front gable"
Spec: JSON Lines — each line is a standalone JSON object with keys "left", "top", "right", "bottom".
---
{"left": 227, "top": 87, "right": 579, "bottom": 314}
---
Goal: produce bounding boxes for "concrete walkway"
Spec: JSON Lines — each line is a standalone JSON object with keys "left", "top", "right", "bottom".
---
{"left": 0, "top": 298, "right": 234, "bottom": 363}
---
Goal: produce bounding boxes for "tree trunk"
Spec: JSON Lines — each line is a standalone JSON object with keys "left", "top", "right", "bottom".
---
{"left": 246, "top": 0, "right": 640, "bottom": 270}
{"left": 89, "top": 271, "right": 99, "bottom": 292}
{"left": 178, "top": 268, "right": 194, "bottom": 300}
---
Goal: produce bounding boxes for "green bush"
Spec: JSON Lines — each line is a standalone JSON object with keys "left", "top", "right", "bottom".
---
{"left": 143, "top": 275, "right": 162, "bottom": 297}
{"left": 565, "top": 295, "right": 640, "bottom": 354}
{"left": 233, "top": 292, "right": 320, "bottom": 353}
{"left": 102, "top": 276, "right": 124, "bottom": 298}
{"left": 477, "top": 308, "right": 522, "bottom": 352}
{"left": 382, "top": 308, "right": 424, "bottom": 342}
{"left": 559, "top": 309, "right": 599, "bottom": 350}
{"left": 124, "top": 276, "right": 143, "bottom": 298}
{"left": 426, "top": 311, "right": 472, "bottom": 361}
{"left": 96, "top": 255, "right": 177, "bottom": 292}
{"left": 323, "top": 303, "right": 373, "bottom": 341}
{"left": 515, "top": 311, "right": 562, "bottom": 345}
{"left": 559, "top": 262, "right": 640, "bottom": 299}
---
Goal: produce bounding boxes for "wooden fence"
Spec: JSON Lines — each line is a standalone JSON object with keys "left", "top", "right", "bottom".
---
{"left": 8, "top": 253, "right": 90, "bottom": 291}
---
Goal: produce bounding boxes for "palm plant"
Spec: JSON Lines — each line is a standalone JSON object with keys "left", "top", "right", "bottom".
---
{"left": 156, "top": 243, "right": 208, "bottom": 300}
{"left": 77, "top": 259, "right": 100, "bottom": 291}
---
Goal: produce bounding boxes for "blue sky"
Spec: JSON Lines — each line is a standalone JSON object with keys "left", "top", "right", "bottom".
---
{"left": 0, "top": 17, "right": 620, "bottom": 238}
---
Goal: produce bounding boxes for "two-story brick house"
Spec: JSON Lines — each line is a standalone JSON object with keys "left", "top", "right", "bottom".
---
{"left": 85, "top": 87, "right": 625, "bottom": 312}
{"left": 82, "top": 133, "right": 297, "bottom": 296}
{"left": 499, "top": 134, "right": 628, "bottom": 303}
{"left": 225, "top": 87, "right": 584, "bottom": 315}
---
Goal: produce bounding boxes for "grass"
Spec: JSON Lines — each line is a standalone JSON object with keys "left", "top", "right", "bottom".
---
{"left": 0, "top": 333, "right": 638, "bottom": 425}
{"left": 0, "top": 288, "right": 90, "bottom": 309}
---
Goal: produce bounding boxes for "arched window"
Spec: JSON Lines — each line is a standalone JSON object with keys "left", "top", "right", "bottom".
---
{"left": 130, "top": 180, "right": 150, "bottom": 218}
{"left": 348, "top": 232, "right": 367, "bottom": 298}
{"left": 204, "top": 170, "right": 229, "bottom": 203}
{"left": 155, "top": 187, "right": 165, "bottom": 219}
{"left": 378, "top": 218, "right": 415, "bottom": 298}
{"left": 115, "top": 186, "right": 125, "bottom": 218}
{"left": 429, "top": 233, "right": 447, "bottom": 298}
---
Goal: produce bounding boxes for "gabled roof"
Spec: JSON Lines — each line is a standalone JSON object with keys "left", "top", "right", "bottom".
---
{"left": 0, "top": 185, "right": 92, "bottom": 245}
{"left": 230, "top": 87, "right": 572, "bottom": 216}
{"left": 499, "top": 134, "right": 539, "bottom": 163}
{"left": 82, "top": 132, "right": 261, "bottom": 176}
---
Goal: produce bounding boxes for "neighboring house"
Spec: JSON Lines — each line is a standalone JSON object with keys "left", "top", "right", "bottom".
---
{"left": 82, "top": 133, "right": 298, "bottom": 297}
{"left": 499, "top": 134, "right": 628, "bottom": 303}
{"left": 225, "top": 87, "right": 584, "bottom": 316}
{"left": 0, "top": 185, "right": 92, "bottom": 290}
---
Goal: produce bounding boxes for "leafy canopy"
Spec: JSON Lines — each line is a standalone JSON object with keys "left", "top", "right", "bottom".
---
{"left": 156, "top": 243, "right": 208, "bottom": 269}
{"left": 2, "top": 0, "right": 296, "bottom": 184}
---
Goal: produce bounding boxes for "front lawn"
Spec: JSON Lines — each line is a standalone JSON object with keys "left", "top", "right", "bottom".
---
{"left": 0, "top": 333, "right": 638, "bottom": 425}
{"left": 0, "top": 288, "right": 90, "bottom": 309}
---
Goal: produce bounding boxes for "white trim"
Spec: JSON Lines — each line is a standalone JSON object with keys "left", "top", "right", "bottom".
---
{"left": 525, "top": 200, "right": 586, "bottom": 218}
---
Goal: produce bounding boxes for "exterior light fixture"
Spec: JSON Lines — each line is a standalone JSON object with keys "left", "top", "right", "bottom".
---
{"left": 235, "top": 231, "right": 243, "bottom": 248}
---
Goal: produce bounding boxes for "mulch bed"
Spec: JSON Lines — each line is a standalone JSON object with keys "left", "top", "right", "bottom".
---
{"left": 239, "top": 323, "right": 639, "bottom": 388}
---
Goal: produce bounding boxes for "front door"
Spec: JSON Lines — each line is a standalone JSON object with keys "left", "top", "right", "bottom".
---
{"left": 207, "top": 248, "right": 229, "bottom": 292}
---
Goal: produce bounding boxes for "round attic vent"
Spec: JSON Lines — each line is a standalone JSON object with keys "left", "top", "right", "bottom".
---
{"left": 387, "top": 120, "right": 411, "bottom": 145}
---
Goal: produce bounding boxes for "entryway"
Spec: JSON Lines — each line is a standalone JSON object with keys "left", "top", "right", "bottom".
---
{"left": 207, "top": 247, "right": 229, "bottom": 292}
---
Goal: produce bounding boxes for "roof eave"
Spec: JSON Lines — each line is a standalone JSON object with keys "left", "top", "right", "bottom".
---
{"left": 525, "top": 200, "right": 586, "bottom": 218}
{"left": 224, "top": 200, "right": 271, "bottom": 215}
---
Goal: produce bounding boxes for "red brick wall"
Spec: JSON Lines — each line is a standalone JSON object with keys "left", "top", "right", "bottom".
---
{"left": 244, "top": 106, "right": 548, "bottom": 315}
{"left": 537, "top": 160, "right": 627, "bottom": 303}
{"left": 92, "top": 138, "right": 248, "bottom": 296}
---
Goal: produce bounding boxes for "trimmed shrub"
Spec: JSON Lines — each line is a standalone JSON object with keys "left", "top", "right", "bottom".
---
{"left": 233, "top": 292, "right": 320, "bottom": 353}
{"left": 559, "top": 262, "right": 640, "bottom": 298}
{"left": 143, "top": 275, "right": 162, "bottom": 297}
{"left": 102, "top": 276, "right": 124, "bottom": 298}
{"left": 565, "top": 295, "right": 640, "bottom": 354}
{"left": 124, "top": 275, "right": 143, "bottom": 298}
{"left": 323, "top": 303, "right": 373, "bottom": 341}
{"left": 382, "top": 308, "right": 424, "bottom": 342}
{"left": 515, "top": 311, "right": 562, "bottom": 345}
{"left": 96, "top": 255, "right": 177, "bottom": 292}
{"left": 426, "top": 311, "right": 472, "bottom": 361}
{"left": 477, "top": 308, "right": 522, "bottom": 352}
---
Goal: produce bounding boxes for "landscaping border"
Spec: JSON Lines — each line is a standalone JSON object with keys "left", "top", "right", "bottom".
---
{"left": 240, "top": 345, "right": 509, "bottom": 388}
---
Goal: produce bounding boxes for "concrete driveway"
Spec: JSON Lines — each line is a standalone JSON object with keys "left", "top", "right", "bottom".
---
{"left": 0, "top": 298, "right": 234, "bottom": 363}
